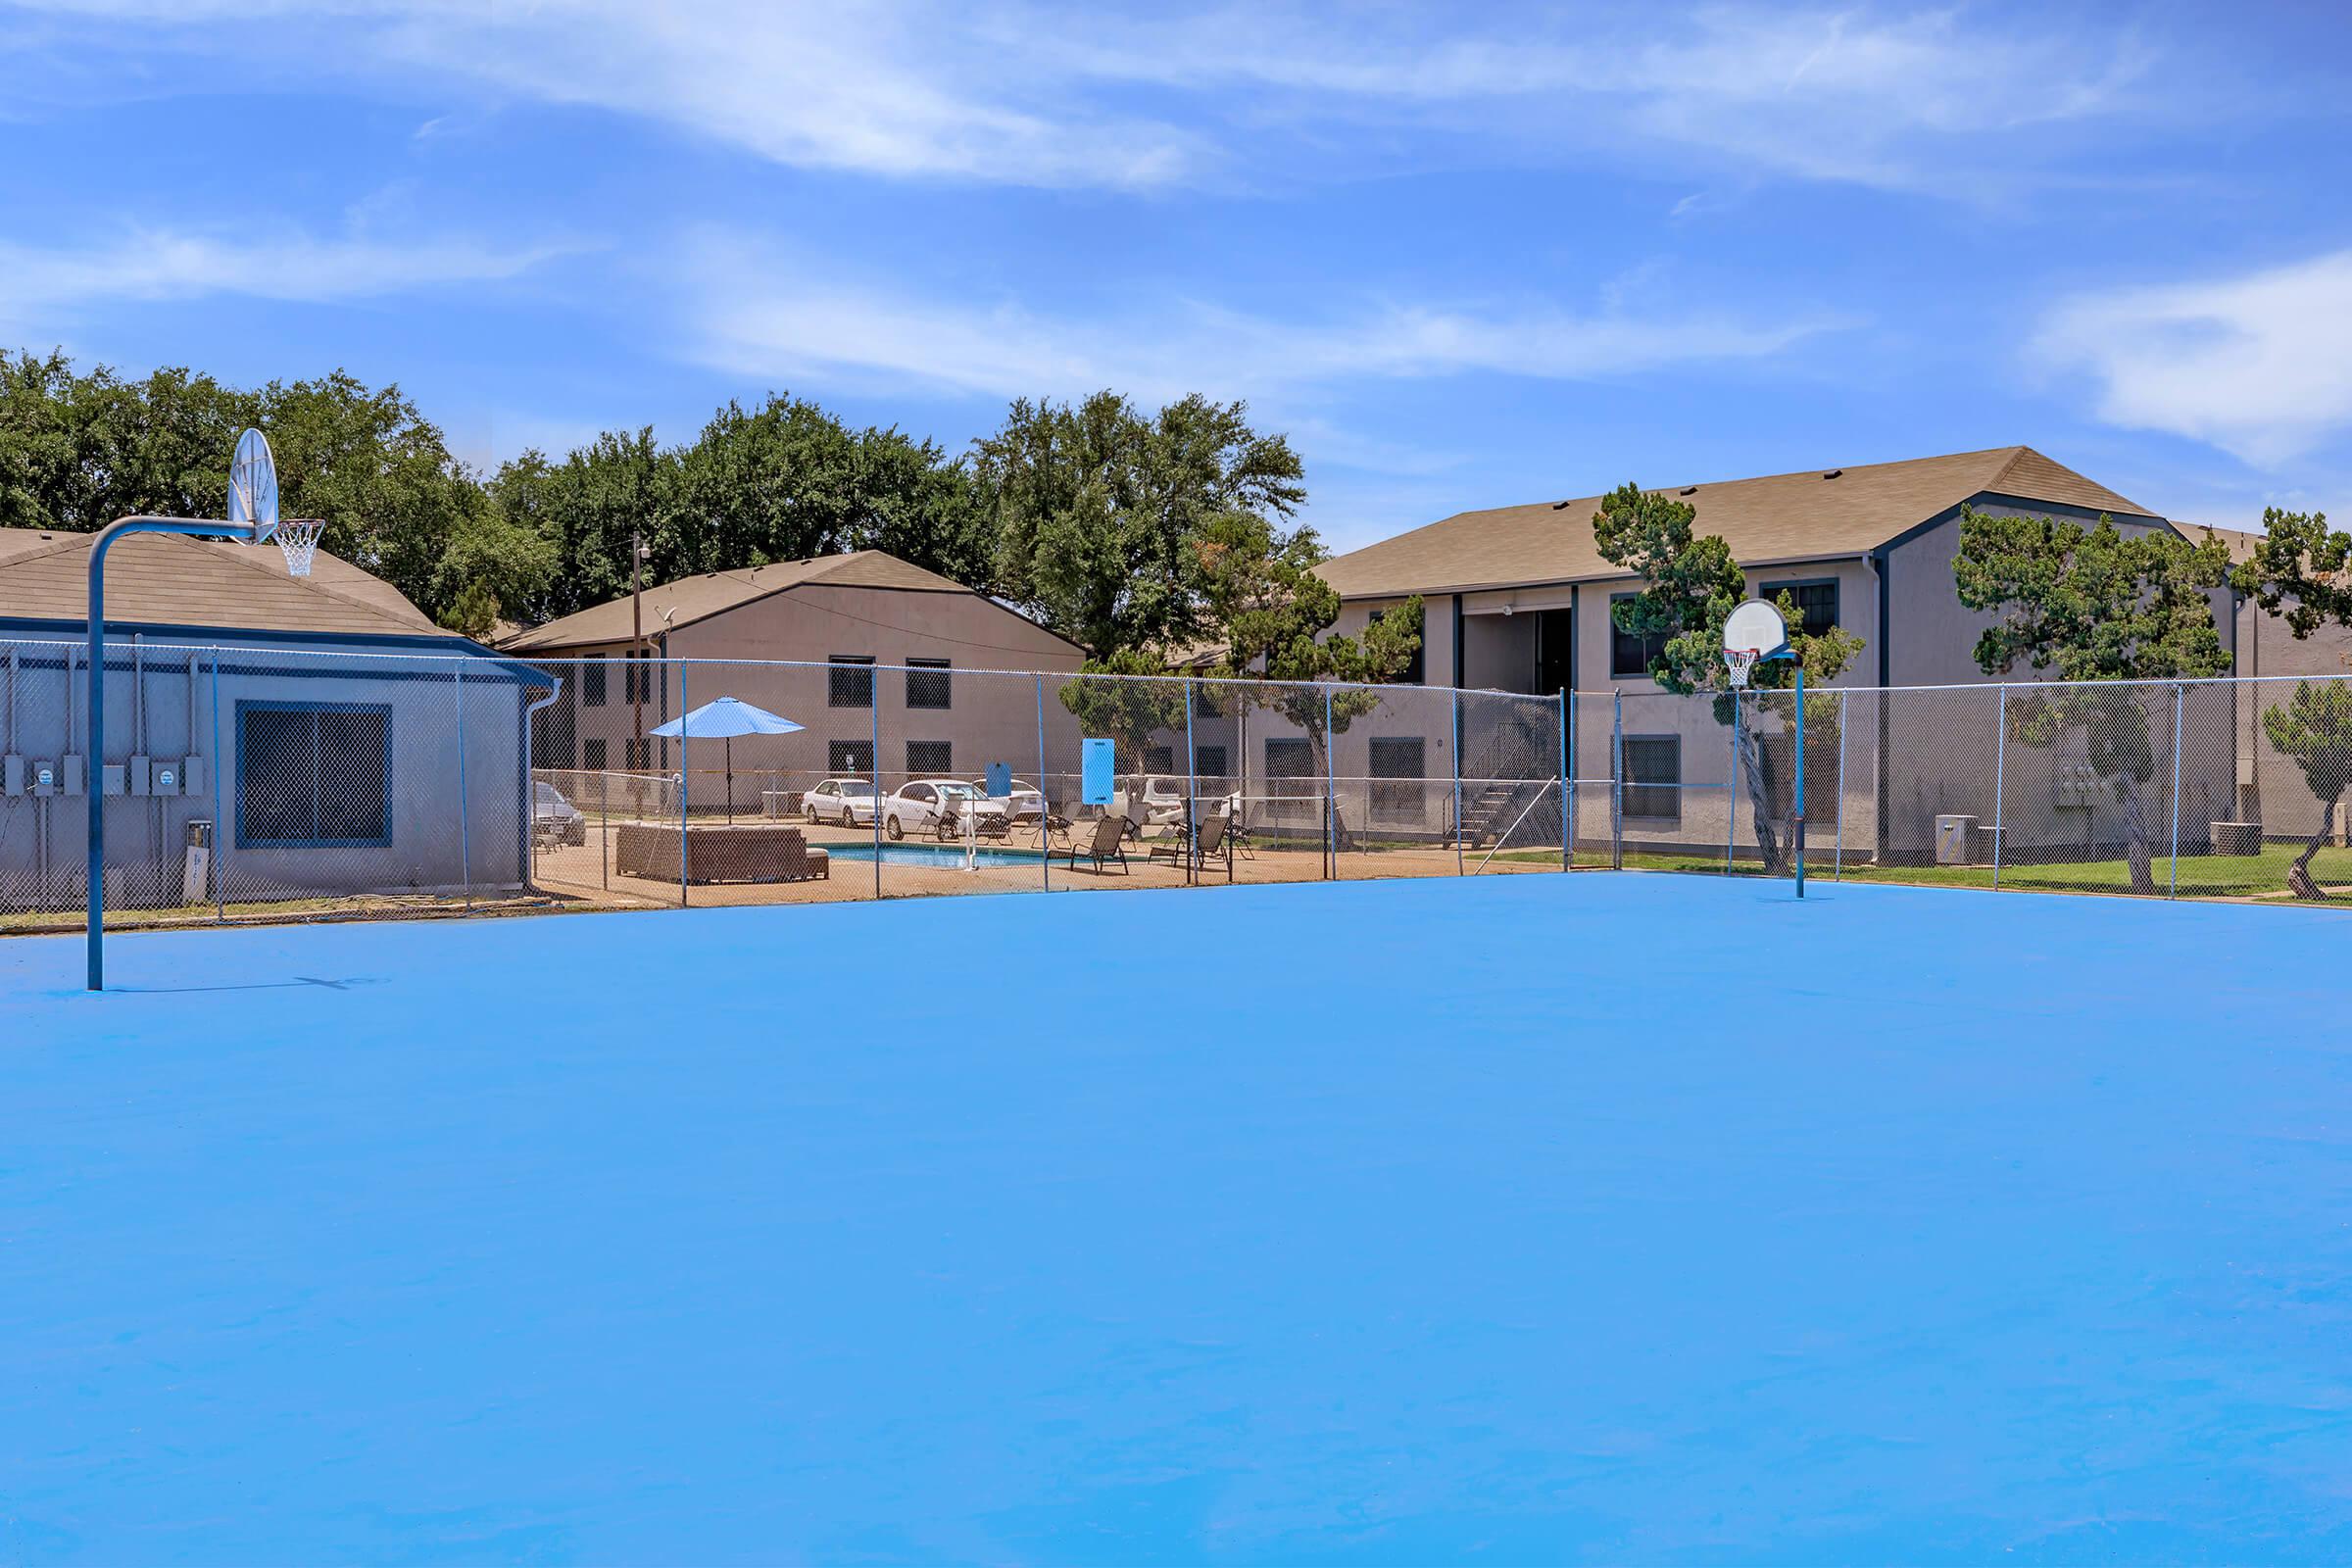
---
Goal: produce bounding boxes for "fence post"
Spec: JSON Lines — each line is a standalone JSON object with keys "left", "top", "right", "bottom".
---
{"left": 1727, "top": 691, "right": 1740, "bottom": 875}
{"left": 1992, "top": 684, "right": 2009, "bottom": 891}
{"left": 1610, "top": 690, "right": 1624, "bottom": 870}
{"left": 1834, "top": 689, "right": 1848, "bottom": 882}
{"left": 677, "top": 660, "right": 689, "bottom": 906}
{"left": 455, "top": 660, "right": 472, "bottom": 910}
{"left": 869, "top": 662, "right": 882, "bottom": 901}
{"left": 1184, "top": 677, "right": 1198, "bottom": 887}
{"left": 1451, "top": 688, "right": 1464, "bottom": 876}
{"left": 1036, "top": 675, "right": 1051, "bottom": 893}
{"left": 1323, "top": 683, "right": 1336, "bottom": 879}
{"left": 210, "top": 647, "right": 224, "bottom": 921}
{"left": 1558, "top": 689, "right": 1570, "bottom": 873}
{"left": 2170, "top": 682, "right": 2185, "bottom": 897}
{"left": 600, "top": 764, "right": 610, "bottom": 891}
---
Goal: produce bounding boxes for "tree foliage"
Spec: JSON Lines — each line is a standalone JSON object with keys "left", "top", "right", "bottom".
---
{"left": 2260, "top": 680, "right": 2352, "bottom": 900}
{"left": 1953, "top": 506, "right": 2233, "bottom": 894}
{"left": 976, "top": 391, "right": 1305, "bottom": 659}
{"left": 2228, "top": 507, "right": 2352, "bottom": 638}
{"left": 1592, "top": 482, "right": 1863, "bottom": 870}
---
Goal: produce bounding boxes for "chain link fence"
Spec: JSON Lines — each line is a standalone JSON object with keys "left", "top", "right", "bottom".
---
{"left": 13, "top": 637, "right": 2352, "bottom": 933}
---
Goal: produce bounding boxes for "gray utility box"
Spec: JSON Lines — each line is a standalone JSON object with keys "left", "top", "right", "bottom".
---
{"left": 1936, "top": 813, "right": 1979, "bottom": 865}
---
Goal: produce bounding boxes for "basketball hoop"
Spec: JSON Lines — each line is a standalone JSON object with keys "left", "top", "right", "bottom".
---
{"left": 225, "top": 427, "right": 322, "bottom": 575}
{"left": 271, "top": 517, "right": 324, "bottom": 577}
{"left": 1724, "top": 647, "right": 1760, "bottom": 688}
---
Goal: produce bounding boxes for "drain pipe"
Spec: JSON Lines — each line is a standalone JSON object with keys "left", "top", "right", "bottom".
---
{"left": 521, "top": 674, "right": 564, "bottom": 896}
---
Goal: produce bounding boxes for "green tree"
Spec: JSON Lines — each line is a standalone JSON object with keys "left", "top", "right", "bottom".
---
{"left": 2229, "top": 507, "right": 2352, "bottom": 637}
{"left": 1057, "top": 646, "right": 1193, "bottom": 786}
{"left": 1198, "top": 511, "right": 1423, "bottom": 854}
{"left": 1592, "top": 482, "right": 1862, "bottom": 872}
{"left": 1953, "top": 507, "right": 2233, "bottom": 894}
{"left": 976, "top": 391, "right": 1304, "bottom": 657}
{"left": 2259, "top": 681, "right": 2352, "bottom": 901}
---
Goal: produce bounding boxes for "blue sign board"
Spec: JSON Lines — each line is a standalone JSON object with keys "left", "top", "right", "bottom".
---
{"left": 985, "top": 761, "right": 1011, "bottom": 798}
{"left": 1080, "top": 739, "right": 1115, "bottom": 806}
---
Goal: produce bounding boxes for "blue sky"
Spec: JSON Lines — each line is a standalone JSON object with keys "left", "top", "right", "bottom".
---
{"left": 3, "top": 1, "right": 2348, "bottom": 553}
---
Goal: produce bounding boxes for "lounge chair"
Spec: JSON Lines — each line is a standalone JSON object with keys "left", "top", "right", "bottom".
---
{"left": 1149, "top": 808, "right": 1231, "bottom": 874}
{"left": 1060, "top": 812, "right": 1131, "bottom": 874}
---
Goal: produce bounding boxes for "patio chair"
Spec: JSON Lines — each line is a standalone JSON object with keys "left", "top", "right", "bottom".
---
{"left": 1148, "top": 807, "right": 1231, "bottom": 874}
{"left": 1060, "top": 811, "right": 1131, "bottom": 874}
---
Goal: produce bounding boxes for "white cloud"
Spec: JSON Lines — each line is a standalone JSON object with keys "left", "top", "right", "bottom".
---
{"left": 2035, "top": 250, "right": 2352, "bottom": 467}
{"left": 0, "top": 226, "right": 574, "bottom": 328}
{"left": 676, "top": 237, "right": 1847, "bottom": 407}
{"left": 7, "top": 2, "right": 2168, "bottom": 196}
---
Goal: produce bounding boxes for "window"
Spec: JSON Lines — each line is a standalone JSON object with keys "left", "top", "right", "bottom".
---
{"left": 625, "top": 737, "right": 651, "bottom": 771}
{"left": 583, "top": 654, "right": 607, "bottom": 707}
{"left": 1368, "top": 737, "right": 1426, "bottom": 822}
{"left": 584, "top": 738, "right": 608, "bottom": 770}
{"left": 1143, "top": 744, "right": 1174, "bottom": 775}
{"left": 829, "top": 655, "right": 874, "bottom": 709}
{"left": 906, "top": 740, "right": 953, "bottom": 775}
{"left": 1622, "top": 735, "right": 1681, "bottom": 821}
{"left": 1610, "top": 594, "right": 1667, "bottom": 679}
{"left": 1192, "top": 685, "right": 1224, "bottom": 719}
{"left": 238, "top": 703, "right": 390, "bottom": 847}
{"left": 829, "top": 739, "right": 875, "bottom": 775}
{"left": 1266, "top": 738, "right": 1316, "bottom": 802}
{"left": 906, "top": 658, "right": 952, "bottom": 710}
{"left": 1369, "top": 608, "right": 1425, "bottom": 684}
{"left": 1194, "top": 744, "right": 1228, "bottom": 780}
{"left": 624, "top": 650, "right": 652, "bottom": 706}
{"left": 1761, "top": 578, "right": 1839, "bottom": 639}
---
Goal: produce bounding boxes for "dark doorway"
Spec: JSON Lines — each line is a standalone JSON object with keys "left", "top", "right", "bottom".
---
{"left": 1535, "top": 609, "right": 1573, "bottom": 695}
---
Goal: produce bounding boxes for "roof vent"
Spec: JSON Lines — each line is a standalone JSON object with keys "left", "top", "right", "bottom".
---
{"left": 1550, "top": 500, "right": 1571, "bottom": 511}
{"left": 1823, "top": 468, "right": 1843, "bottom": 479}
{"left": 1679, "top": 486, "right": 1697, "bottom": 496}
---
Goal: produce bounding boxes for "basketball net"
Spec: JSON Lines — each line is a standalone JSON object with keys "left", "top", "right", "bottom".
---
{"left": 273, "top": 518, "right": 324, "bottom": 577}
{"left": 1724, "top": 647, "right": 1759, "bottom": 688}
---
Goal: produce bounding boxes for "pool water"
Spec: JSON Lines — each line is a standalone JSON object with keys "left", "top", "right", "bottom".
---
{"left": 824, "top": 841, "right": 1046, "bottom": 869}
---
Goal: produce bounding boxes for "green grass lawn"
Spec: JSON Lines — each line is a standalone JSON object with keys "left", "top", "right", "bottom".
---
{"left": 1580, "top": 842, "right": 2352, "bottom": 903}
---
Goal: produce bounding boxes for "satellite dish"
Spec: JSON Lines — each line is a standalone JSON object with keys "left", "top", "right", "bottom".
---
{"left": 227, "top": 428, "right": 279, "bottom": 543}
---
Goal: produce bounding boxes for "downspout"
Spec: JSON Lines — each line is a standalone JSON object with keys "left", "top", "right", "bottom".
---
{"left": 521, "top": 673, "right": 564, "bottom": 897}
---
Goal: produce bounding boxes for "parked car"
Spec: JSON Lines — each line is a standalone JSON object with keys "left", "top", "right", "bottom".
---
{"left": 532, "top": 780, "right": 587, "bottom": 847}
{"left": 883, "top": 778, "right": 983, "bottom": 839}
{"left": 804, "top": 777, "right": 879, "bottom": 827}
{"left": 1120, "top": 774, "right": 1191, "bottom": 827}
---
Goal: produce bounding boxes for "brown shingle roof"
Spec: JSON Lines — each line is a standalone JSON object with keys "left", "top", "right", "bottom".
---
{"left": 1318, "top": 446, "right": 2159, "bottom": 599}
{"left": 502, "top": 549, "right": 1031, "bottom": 652}
{"left": 0, "top": 527, "right": 456, "bottom": 640}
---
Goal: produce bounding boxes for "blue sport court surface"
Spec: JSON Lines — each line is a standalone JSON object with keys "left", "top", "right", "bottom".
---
{"left": 5, "top": 874, "right": 2350, "bottom": 1562}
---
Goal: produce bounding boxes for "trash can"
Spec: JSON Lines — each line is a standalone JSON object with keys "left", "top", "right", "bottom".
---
{"left": 183, "top": 819, "right": 214, "bottom": 906}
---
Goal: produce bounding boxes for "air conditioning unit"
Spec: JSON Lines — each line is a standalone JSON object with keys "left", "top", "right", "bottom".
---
{"left": 1935, "top": 813, "right": 1977, "bottom": 865}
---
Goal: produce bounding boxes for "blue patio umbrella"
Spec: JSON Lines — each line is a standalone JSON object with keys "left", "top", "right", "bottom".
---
{"left": 650, "top": 697, "right": 805, "bottom": 822}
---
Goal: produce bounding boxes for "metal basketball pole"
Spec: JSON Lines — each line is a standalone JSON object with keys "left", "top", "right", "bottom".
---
{"left": 85, "top": 515, "right": 266, "bottom": 991}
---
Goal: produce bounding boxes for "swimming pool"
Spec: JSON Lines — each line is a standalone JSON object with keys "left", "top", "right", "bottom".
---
{"left": 823, "top": 841, "right": 1045, "bottom": 869}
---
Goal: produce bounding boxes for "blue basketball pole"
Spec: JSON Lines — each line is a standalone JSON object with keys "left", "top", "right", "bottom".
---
{"left": 1792, "top": 661, "right": 1806, "bottom": 899}
{"left": 86, "top": 514, "right": 268, "bottom": 991}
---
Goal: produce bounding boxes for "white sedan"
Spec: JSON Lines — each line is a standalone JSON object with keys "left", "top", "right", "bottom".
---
{"left": 804, "top": 777, "right": 879, "bottom": 826}
{"left": 882, "top": 779, "right": 983, "bottom": 840}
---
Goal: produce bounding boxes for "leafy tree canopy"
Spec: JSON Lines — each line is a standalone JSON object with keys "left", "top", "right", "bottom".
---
{"left": 1955, "top": 506, "right": 2233, "bottom": 683}
{"left": 976, "top": 391, "right": 1304, "bottom": 659}
{"left": 2228, "top": 507, "right": 2352, "bottom": 638}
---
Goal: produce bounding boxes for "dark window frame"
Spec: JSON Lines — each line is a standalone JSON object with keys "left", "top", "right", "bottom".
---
{"left": 905, "top": 658, "right": 953, "bottom": 710}
{"left": 1610, "top": 593, "right": 1668, "bottom": 680}
{"left": 1193, "top": 743, "right": 1229, "bottom": 780}
{"left": 1368, "top": 736, "right": 1427, "bottom": 822}
{"left": 1621, "top": 733, "right": 1682, "bottom": 822}
{"left": 584, "top": 738, "right": 608, "bottom": 771}
{"left": 1759, "top": 577, "right": 1840, "bottom": 640}
{"left": 1265, "top": 737, "right": 1316, "bottom": 803}
{"left": 582, "top": 654, "right": 608, "bottom": 708}
{"left": 828, "top": 655, "right": 875, "bottom": 709}
{"left": 906, "top": 739, "right": 954, "bottom": 776}
{"left": 829, "top": 739, "right": 877, "bottom": 776}
{"left": 236, "top": 700, "right": 393, "bottom": 850}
